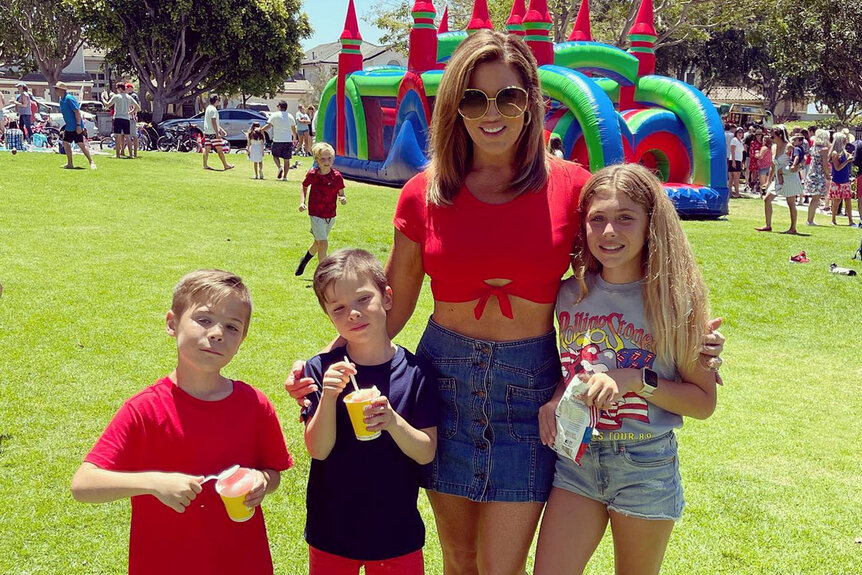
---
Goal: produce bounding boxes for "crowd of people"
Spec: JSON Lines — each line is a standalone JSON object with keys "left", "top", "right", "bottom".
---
{"left": 69, "top": 30, "right": 726, "bottom": 575}
{"left": 725, "top": 122, "right": 862, "bottom": 232}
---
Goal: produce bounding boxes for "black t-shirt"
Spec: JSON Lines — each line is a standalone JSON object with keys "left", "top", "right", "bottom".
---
{"left": 302, "top": 345, "right": 439, "bottom": 560}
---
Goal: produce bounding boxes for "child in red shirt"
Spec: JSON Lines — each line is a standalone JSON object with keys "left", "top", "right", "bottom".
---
{"left": 296, "top": 142, "right": 346, "bottom": 276}
{"left": 71, "top": 270, "right": 292, "bottom": 575}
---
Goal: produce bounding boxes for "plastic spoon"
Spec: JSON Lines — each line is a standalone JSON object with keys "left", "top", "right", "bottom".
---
{"left": 201, "top": 464, "right": 240, "bottom": 484}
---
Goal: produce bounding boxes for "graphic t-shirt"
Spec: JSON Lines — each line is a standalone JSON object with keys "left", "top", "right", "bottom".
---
{"left": 556, "top": 273, "right": 682, "bottom": 442}
{"left": 301, "top": 346, "right": 439, "bottom": 561}
{"left": 302, "top": 168, "right": 345, "bottom": 218}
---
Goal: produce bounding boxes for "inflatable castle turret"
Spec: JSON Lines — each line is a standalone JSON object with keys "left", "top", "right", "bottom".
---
{"left": 523, "top": 0, "right": 554, "bottom": 66}
{"left": 319, "top": 0, "right": 729, "bottom": 217}
{"left": 408, "top": 2, "right": 437, "bottom": 72}
{"left": 619, "top": 0, "right": 658, "bottom": 110}
{"left": 568, "top": 0, "right": 592, "bottom": 42}
{"left": 506, "top": 0, "right": 526, "bottom": 37}
{"left": 466, "top": 0, "right": 493, "bottom": 33}
{"left": 336, "top": 0, "right": 363, "bottom": 156}
{"left": 438, "top": 5, "right": 449, "bottom": 34}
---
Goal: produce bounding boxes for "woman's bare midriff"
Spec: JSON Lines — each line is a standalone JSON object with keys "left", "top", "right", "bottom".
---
{"left": 431, "top": 297, "right": 556, "bottom": 342}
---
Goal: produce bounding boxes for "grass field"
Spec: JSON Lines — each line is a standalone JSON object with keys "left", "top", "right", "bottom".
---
{"left": 1, "top": 151, "right": 860, "bottom": 574}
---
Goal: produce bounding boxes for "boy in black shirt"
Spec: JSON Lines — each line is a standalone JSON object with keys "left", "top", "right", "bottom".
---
{"left": 302, "top": 249, "right": 438, "bottom": 574}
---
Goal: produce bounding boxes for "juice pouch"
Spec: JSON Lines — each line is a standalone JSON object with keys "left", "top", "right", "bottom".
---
{"left": 552, "top": 374, "right": 600, "bottom": 465}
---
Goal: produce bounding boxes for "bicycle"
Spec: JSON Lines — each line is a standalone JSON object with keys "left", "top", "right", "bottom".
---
{"left": 157, "top": 122, "right": 202, "bottom": 152}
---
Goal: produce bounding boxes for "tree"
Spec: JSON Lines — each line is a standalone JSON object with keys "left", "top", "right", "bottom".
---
{"left": 0, "top": 23, "right": 31, "bottom": 70}
{"left": 808, "top": 2, "right": 862, "bottom": 122}
{"left": 0, "top": 0, "right": 85, "bottom": 100}
{"left": 76, "top": 0, "right": 311, "bottom": 123}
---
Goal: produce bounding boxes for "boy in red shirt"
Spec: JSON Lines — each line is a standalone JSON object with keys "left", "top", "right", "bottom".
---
{"left": 296, "top": 142, "right": 346, "bottom": 276}
{"left": 71, "top": 270, "right": 292, "bottom": 575}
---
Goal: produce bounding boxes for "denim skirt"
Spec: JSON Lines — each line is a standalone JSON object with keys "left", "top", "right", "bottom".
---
{"left": 416, "top": 318, "right": 559, "bottom": 502}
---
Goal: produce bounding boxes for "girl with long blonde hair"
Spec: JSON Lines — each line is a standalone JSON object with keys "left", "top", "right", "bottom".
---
{"left": 535, "top": 164, "right": 717, "bottom": 575}
{"left": 827, "top": 132, "right": 856, "bottom": 226}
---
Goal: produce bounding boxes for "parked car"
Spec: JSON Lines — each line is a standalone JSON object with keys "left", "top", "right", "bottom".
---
{"left": 157, "top": 108, "right": 270, "bottom": 146}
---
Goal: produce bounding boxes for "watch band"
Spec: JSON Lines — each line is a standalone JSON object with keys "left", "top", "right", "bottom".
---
{"left": 640, "top": 368, "right": 658, "bottom": 397}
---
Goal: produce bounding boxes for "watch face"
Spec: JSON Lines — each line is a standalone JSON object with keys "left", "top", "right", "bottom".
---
{"left": 643, "top": 368, "right": 658, "bottom": 389}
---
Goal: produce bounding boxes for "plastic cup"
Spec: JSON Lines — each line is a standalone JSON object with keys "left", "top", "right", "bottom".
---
{"left": 343, "top": 386, "right": 381, "bottom": 441}
{"left": 215, "top": 467, "right": 256, "bottom": 522}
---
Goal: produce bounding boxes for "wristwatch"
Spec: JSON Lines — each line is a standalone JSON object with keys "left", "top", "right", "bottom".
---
{"left": 639, "top": 368, "right": 658, "bottom": 398}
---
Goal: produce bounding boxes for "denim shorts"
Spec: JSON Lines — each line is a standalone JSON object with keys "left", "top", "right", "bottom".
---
{"left": 553, "top": 431, "right": 684, "bottom": 521}
{"left": 416, "top": 318, "right": 559, "bottom": 502}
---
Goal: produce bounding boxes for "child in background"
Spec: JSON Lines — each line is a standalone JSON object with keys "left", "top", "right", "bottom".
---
{"left": 302, "top": 249, "right": 438, "bottom": 574}
{"left": 246, "top": 122, "right": 266, "bottom": 179}
{"left": 71, "top": 270, "right": 292, "bottom": 575}
{"left": 296, "top": 142, "right": 346, "bottom": 276}
{"left": 4, "top": 120, "right": 24, "bottom": 151}
{"left": 534, "top": 164, "right": 717, "bottom": 575}
{"left": 757, "top": 142, "right": 803, "bottom": 234}
{"left": 549, "top": 134, "right": 565, "bottom": 159}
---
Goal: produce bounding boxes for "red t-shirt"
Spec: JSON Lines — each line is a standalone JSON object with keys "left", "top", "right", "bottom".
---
{"left": 302, "top": 168, "right": 345, "bottom": 218}
{"left": 85, "top": 377, "right": 293, "bottom": 575}
{"left": 393, "top": 159, "right": 588, "bottom": 319}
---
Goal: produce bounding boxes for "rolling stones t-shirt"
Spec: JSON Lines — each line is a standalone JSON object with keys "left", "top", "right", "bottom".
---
{"left": 555, "top": 273, "right": 682, "bottom": 442}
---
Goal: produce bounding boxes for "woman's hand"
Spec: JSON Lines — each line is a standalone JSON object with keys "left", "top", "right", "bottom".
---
{"left": 539, "top": 387, "right": 564, "bottom": 447}
{"left": 700, "top": 317, "right": 725, "bottom": 370}
{"left": 284, "top": 360, "right": 317, "bottom": 408}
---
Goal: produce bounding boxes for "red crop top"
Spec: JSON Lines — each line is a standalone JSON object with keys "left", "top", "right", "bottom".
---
{"left": 393, "top": 159, "right": 589, "bottom": 319}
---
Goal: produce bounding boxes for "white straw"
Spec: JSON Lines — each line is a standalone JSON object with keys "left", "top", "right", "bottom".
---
{"left": 344, "top": 356, "right": 360, "bottom": 392}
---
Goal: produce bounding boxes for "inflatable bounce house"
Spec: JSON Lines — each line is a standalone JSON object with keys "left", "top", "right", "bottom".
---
{"left": 316, "top": 0, "right": 728, "bottom": 217}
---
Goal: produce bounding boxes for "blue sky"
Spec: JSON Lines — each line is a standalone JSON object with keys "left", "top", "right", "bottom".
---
{"left": 302, "top": 0, "right": 386, "bottom": 51}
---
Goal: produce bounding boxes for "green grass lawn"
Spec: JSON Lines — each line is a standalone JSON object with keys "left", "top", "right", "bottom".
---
{"left": 1, "top": 151, "right": 860, "bottom": 574}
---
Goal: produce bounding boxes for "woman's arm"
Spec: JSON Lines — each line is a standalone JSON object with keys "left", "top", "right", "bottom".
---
{"left": 821, "top": 149, "right": 831, "bottom": 178}
{"left": 384, "top": 229, "right": 425, "bottom": 339}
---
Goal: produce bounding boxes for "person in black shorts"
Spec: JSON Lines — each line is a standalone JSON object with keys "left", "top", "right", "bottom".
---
{"left": 56, "top": 81, "right": 96, "bottom": 169}
{"left": 262, "top": 100, "right": 298, "bottom": 181}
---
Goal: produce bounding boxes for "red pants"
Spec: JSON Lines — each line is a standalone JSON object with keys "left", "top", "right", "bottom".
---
{"left": 308, "top": 546, "right": 424, "bottom": 575}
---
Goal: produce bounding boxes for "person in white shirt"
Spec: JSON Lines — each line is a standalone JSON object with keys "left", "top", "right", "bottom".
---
{"left": 262, "top": 100, "right": 298, "bottom": 181}
{"left": 202, "top": 94, "right": 234, "bottom": 171}
{"left": 105, "top": 82, "right": 139, "bottom": 159}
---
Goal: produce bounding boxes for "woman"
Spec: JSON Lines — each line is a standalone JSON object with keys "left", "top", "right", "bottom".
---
{"left": 827, "top": 132, "right": 856, "bottom": 226}
{"left": 754, "top": 124, "right": 803, "bottom": 235}
{"left": 728, "top": 127, "right": 745, "bottom": 197}
{"left": 804, "top": 128, "right": 831, "bottom": 225}
{"left": 286, "top": 30, "right": 724, "bottom": 574}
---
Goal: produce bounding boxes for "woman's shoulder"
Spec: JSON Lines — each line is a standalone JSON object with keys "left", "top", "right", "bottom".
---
{"left": 401, "top": 170, "right": 430, "bottom": 197}
{"left": 548, "top": 158, "right": 591, "bottom": 192}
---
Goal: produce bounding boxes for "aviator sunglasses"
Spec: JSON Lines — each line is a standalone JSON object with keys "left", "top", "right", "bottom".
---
{"left": 457, "top": 86, "right": 529, "bottom": 120}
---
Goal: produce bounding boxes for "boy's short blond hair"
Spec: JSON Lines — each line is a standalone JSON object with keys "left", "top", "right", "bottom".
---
{"left": 172, "top": 270, "right": 253, "bottom": 336}
{"left": 311, "top": 142, "right": 334, "bottom": 159}
{"left": 312, "top": 249, "right": 387, "bottom": 311}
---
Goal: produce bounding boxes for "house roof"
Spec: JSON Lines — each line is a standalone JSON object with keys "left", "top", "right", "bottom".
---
{"left": 0, "top": 72, "right": 93, "bottom": 84}
{"left": 302, "top": 40, "right": 396, "bottom": 66}
{"left": 707, "top": 85, "right": 763, "bottom": 103}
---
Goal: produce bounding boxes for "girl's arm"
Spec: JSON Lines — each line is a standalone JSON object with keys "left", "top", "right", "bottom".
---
{"left": 598, "top": 364, "right": 717, "bottom": 420}
{"left": 384, "top": 229, "right": 425, "bottom": 339}
{"left": 830, "top": 151, "right": 841, "bottom": 170}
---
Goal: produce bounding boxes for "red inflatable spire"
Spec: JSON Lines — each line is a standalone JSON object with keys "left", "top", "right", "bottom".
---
{"left": 438, "top": 5, "right": 449, "bottom": 34}
{"left": 466, "top": 0, "right": 493, "bottom": 32}
{"left": 337, "top": 0, "right": 364, "bottom": 155}
{"left": 620, "top": 0, "right": 658, "bottom": 110}
{"left": 523, "top": 0, "right": 554, "bottom": 66}
{"left": 568, "top": 0, "right": 592, "bottom": 42}
{"left": 408, "top": 1, "right": 438, "bottom": 72}
{"left": 630, "top": 0, "right": 658, "bottom": 37}
{"left": 340, "top": 0, "right": 362, "bottom": 41}
{"left": 506, "top": 0, "right": 526, "bottom": 36}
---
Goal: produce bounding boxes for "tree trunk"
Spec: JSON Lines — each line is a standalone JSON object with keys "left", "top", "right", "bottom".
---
{"left": 151, "top": 91, "right": 167, "bottom": 124}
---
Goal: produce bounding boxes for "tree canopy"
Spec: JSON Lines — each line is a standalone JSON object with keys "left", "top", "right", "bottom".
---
{"left": 76, "top": 0, "right": 311, "bottom": 122}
